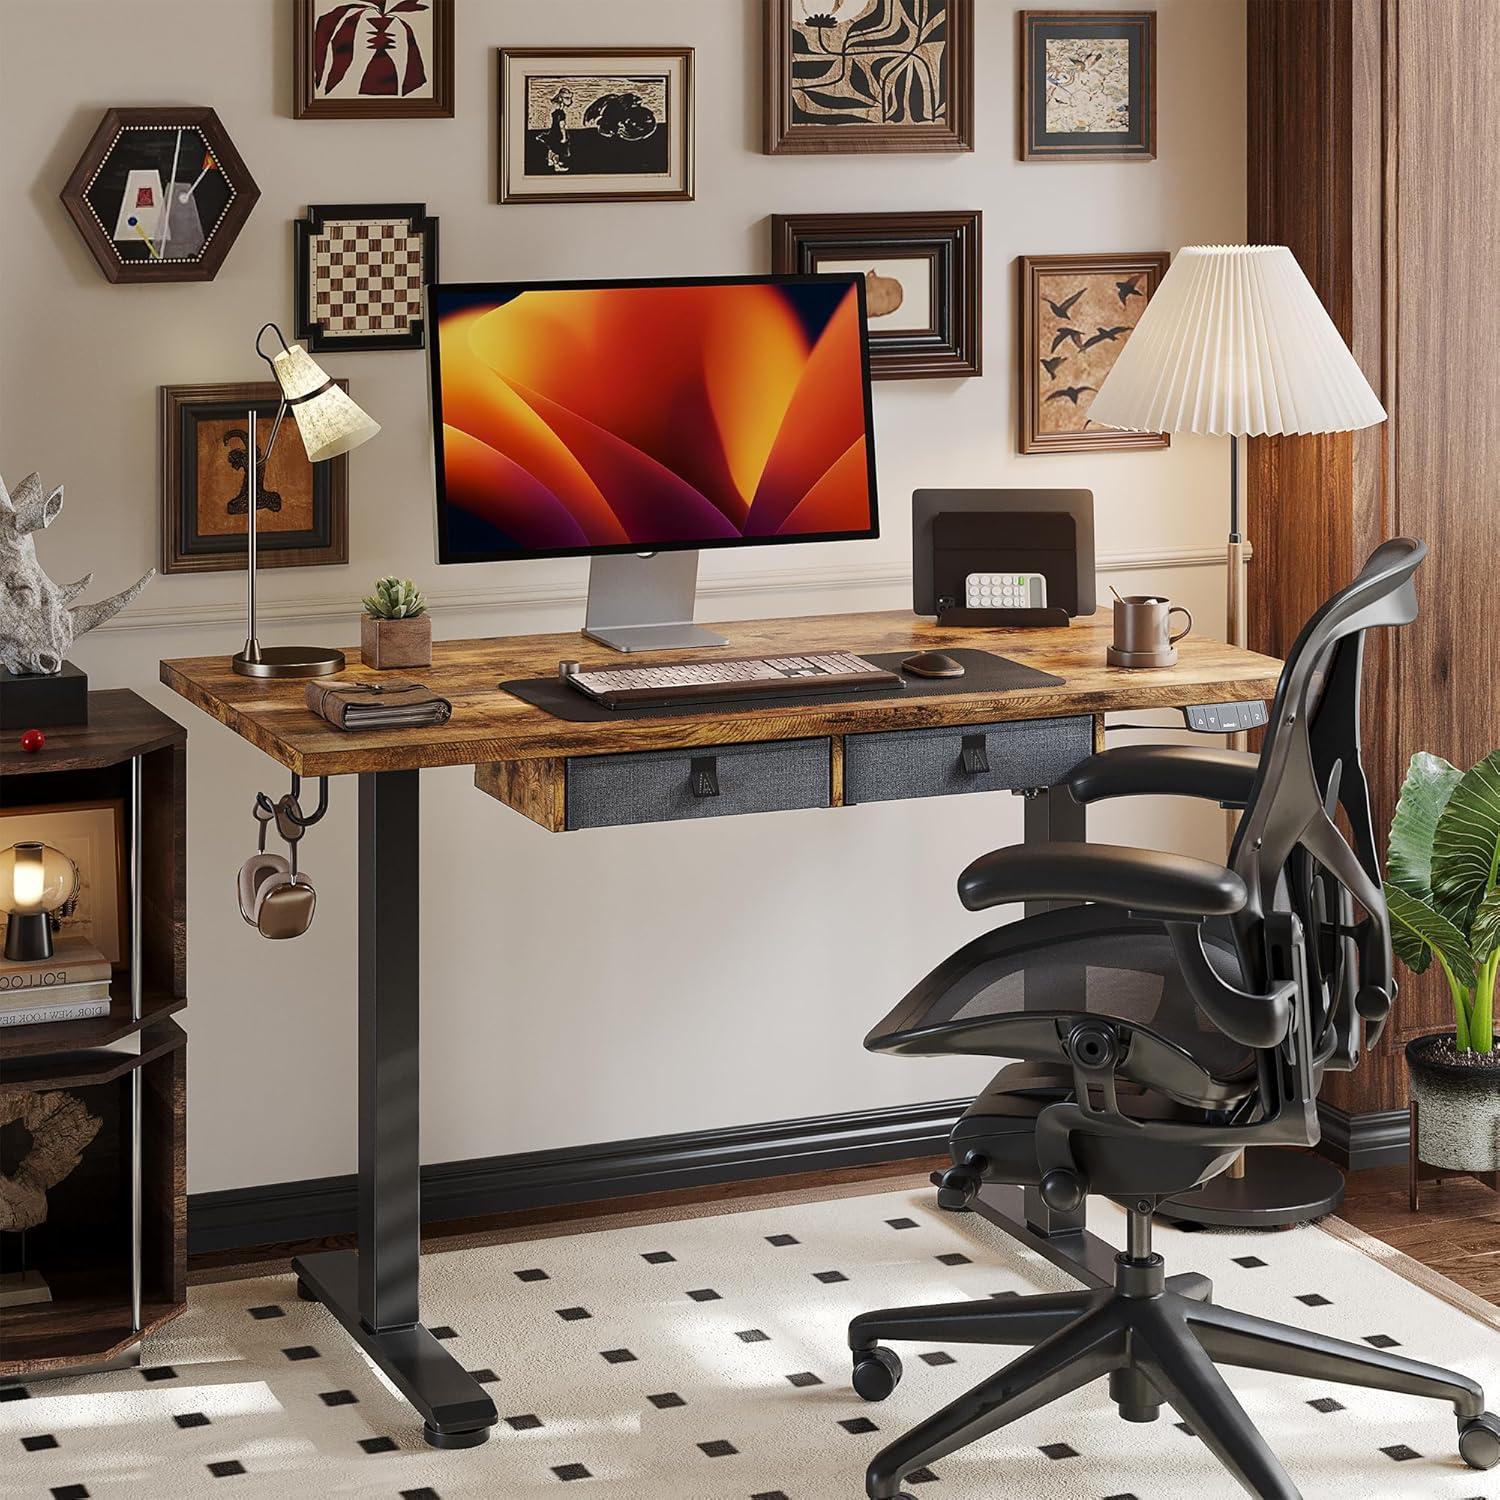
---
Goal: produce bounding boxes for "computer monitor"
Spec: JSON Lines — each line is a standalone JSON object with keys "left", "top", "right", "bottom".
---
{"left": 427, "top": 273, "right": 878, "bottom": 651}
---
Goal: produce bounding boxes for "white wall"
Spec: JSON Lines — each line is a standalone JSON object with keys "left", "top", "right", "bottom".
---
{"left": 0, "top": 0, "right": 1247, "bottom": 1194}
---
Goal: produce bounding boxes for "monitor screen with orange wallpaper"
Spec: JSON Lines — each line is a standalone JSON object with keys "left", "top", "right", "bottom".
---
{"left": 427, "top": 274, "right": 878, "bottom": 565}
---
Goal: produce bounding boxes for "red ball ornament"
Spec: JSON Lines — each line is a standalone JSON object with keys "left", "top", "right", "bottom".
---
{"left": 19, "top": 729, "right": 45, "bottom": 753}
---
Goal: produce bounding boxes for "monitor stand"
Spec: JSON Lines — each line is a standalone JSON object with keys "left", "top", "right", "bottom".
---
{"left": 583, "top": 550, "right": 727, "bottom": 653}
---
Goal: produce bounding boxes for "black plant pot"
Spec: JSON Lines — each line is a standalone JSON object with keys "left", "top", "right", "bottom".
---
{"left": 1406, "top": 1032, "right": 1500, "bottom": 1175}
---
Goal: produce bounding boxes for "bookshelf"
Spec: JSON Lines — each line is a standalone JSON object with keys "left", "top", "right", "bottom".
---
{"left": 0, "top": 691, "right": 187, "bottom": 1381}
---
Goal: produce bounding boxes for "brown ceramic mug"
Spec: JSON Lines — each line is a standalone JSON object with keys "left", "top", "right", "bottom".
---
{"left": 1113, "top": 595, "right": 1193, "bottom": 656}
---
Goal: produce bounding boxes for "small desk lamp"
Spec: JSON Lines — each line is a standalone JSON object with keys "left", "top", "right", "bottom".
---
{"left": 232, "top": 324, "right": 380, "bottom": 678}
{"left": 1, "top": 841, "right": 78, "bottom": 962}
{"left": 1087, "top": 244, "right": 1386, "bottom": 649}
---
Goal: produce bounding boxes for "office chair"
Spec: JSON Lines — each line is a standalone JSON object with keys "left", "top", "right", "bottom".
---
{"left": 847, "top": 539, "right": 1500, "bottom": 1500}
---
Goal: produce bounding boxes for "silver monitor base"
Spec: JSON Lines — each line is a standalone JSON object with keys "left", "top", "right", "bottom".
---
{"left": 582, "top": 550, "right": 726, "bottom": 654}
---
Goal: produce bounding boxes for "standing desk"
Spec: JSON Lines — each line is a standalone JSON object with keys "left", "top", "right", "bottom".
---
{"left": 161, "top": 608, "right": 1282, "bottom": 1446}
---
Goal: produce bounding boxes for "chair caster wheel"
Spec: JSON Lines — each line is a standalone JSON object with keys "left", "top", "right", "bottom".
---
{"left": 852, "top": 1346, "right": 903, "bottom": 1402}
{"left": 295, "top": 1280, "right": 318, "bottom": 1302}
{"left": 1459, "top": 1411, "right": 1500, "bottom": 1470}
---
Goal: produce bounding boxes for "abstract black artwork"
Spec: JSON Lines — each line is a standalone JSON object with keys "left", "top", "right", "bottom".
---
{"left": 765, "top": 0, "right": 974, "bottom": 154}
{"left": 60, "top": 109, "right": 259, "bottom": 284}
{"left": 499, "top": 49, "right": 694, "bottom": 203}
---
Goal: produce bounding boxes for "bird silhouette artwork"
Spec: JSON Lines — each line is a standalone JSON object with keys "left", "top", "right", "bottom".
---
{"left": 1050, "top": 326, "right": 1085, "bottom": 353}
{"left": 1043, "top": 287, "right": 1086, "bottom": 320}
{"left": 1046, "top": 385, "right": 1097, "bottom": 405}
{"left": 1115, "top": 273, "right": 1145, "bottom": 307}
{"left": 1081, "top": 325, "right": 1132, "bottom": 350}
{"left": 1041, "top": 355, "right": 1067, "bottom": 378}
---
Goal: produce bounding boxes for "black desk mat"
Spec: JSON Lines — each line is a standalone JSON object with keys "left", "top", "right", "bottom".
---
{"left": 500, "top": 648, "right": 1064, "bottom": 723}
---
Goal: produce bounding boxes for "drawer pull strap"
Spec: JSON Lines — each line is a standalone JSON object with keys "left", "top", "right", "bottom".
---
{"left": 961, "top": 735, "right": 990, "bottom": 776}
{"left": 689, "top": 756, "right": 720, "bottom": 798}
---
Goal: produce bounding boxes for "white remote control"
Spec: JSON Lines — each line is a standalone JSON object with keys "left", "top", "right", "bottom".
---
{"left": 965, "top": 572, "right": 1048, "bottom": 610}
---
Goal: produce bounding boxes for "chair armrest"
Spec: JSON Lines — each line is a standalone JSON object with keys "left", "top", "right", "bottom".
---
{"left": 958, "top": 842, "right": 1248, "bottom": 921}
{"left": 1066, "top": 745, "right": 1260, "bottom": 807}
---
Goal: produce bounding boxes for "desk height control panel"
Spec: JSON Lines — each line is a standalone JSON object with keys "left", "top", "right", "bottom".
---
{"left": 1183, "top": 700, "right": 1269, "bottom": 734}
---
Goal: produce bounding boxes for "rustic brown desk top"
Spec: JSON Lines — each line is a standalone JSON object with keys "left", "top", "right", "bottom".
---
{"left": 159, "top": 610, "right": 1282, "bottom": 779}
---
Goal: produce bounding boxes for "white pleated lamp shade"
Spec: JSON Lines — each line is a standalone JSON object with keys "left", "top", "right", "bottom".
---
{"left": 1087, "top": 245, "right": 1386, "bottom": 437}
{"left": 270, "top": 343, "right": 381, "bottom": 462}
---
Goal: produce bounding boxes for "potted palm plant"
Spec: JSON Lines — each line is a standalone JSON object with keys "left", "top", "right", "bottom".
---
{"left": 1384, "top": 750, "right": 1500, "bottom": 1198}
{"left": 359, "top": 576, "right": 430, "bottom": 670}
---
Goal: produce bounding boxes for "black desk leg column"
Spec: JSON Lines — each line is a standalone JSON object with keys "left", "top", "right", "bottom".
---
{"left": 950, "top": 783, "right": 1121, "bottom": 1291}
{"left": 291, "top": 770, "right": 498, "bottom": 1449}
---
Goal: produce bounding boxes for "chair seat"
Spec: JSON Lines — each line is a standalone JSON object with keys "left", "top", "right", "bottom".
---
{"left": 866, "top": 905, "right": 1260, "bottom": 1111}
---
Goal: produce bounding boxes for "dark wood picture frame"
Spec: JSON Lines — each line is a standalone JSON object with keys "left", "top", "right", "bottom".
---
{"left": 1019, "top": 251, "right": 1169, "bottom": 453}
{"left": 497, "top": 47, "right": 695, "bottom": 205}
{"left": 159, "top": 382, "right": 350, "bottom": 574}
{"left": 59, "top": 107, "right": 260, "bottom": 285}
{"left": 1020, "top": 10, "right": 1157, "bottom": 161}
{"left": 764, "top": 0, "right": 974, "bottom": 155}
{"left": 293, "top": 202, "right": 438, "bottom": 353}
{"left": 773, "top": 211, "right": 982, "bottom": 379}
{"left": 293, "top": 0, "right": 455, "bottom": 120}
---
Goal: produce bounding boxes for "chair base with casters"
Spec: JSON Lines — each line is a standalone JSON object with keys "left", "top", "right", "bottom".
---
{"left": 848, "top": 1201, "right": 1500, "bottom": 1500}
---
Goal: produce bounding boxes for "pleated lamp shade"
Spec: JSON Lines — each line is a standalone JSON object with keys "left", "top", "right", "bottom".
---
{"left": 1087, "top": 245, "right": 1387, "bottom": 437}
{"left": 270, "top": 343, "right": 381, "bottom": 461}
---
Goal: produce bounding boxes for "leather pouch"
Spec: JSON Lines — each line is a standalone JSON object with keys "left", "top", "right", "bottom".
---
{"left": 305, "top": 678, "right": 453, "bottom": 731}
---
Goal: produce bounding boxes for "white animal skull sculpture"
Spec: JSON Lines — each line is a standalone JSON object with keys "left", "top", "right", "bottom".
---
{"left": 0, "top": 471, "right": 155, "bottom": 675}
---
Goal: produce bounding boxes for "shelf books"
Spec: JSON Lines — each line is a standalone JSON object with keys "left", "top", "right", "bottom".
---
{"left": 0, "top": 936, "right": 112, "bottom": 1026}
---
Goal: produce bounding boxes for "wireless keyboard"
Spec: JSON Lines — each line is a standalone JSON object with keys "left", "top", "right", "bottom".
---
{"left": 562, "top": 651, "right": 904, "bottom": 710}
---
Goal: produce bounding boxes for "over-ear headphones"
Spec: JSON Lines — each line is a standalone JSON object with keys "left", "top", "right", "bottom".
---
{"left": 237, "top": 794, "right": 316, "bottom": 939}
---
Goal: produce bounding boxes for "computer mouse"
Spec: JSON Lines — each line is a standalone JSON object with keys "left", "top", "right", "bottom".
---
{"left": 901, "top": 651, "right": 965, "bottom": 679}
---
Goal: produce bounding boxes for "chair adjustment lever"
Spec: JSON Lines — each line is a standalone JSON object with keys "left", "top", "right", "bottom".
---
{"left": 689, "top": 756, "right": 720, "bottom": 798}
{"left": 936, "top": 1153, "right": 987, "bottom": 1211}
{"left": 960, "top": 735, "right": 989, "bottom": 776}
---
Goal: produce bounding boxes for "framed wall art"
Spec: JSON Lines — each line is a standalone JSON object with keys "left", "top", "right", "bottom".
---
{"left": 1019, "top": 251, "right": 1169, "bottom": 453}
{"left": 59, "top": 107, "right": 260, "bottom": 284}
{"left": 294, "top": 0, "right": 455, "bottom": 119}
{"left": 293, "top": 202, "right": 438, "bottom": 353}
{"left": 764, "top": 0, "right": 974, "bottom": 155}
{"left": 159, "top": 382, "right": 350, "bottom": 574}
{"left": 0, "top": 802, "right": 126, "bottom": 968}
{"left": 772, "top": 211, "right": 982, "bottom": 379}
{"left": 1020, "top": 10, "right": 1156, "bottom": 161}
{"left": 498, "top": 47, "right": 694, "bottom": 204}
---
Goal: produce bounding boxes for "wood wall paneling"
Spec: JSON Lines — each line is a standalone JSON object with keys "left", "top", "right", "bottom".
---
{"left": 1248, "top": 0, "right": 1500, "bottom": 1118}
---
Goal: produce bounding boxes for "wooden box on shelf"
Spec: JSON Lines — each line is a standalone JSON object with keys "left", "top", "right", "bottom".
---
{"left": 0, "top": 691, "right": 187, "bottom": 1382}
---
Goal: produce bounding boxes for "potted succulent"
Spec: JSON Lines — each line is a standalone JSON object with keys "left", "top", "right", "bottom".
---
{"left": 359, "top": 576, "right": 431, "bottom": 670}
{"left": 1383, "top": 749, "right": 1500, "bottom": 1190}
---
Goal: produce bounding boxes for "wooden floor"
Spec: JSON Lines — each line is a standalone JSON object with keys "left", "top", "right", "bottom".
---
{"left": 1338, "top": 1164, "right": 1500, "bottom": 1308}
{"left": 191, "top": 1158, "right": 1500, "bottom": 1310}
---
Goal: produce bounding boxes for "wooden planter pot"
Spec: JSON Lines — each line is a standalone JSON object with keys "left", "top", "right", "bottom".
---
{"left": 360, "top": 614, "right": 431, "bottom": 671}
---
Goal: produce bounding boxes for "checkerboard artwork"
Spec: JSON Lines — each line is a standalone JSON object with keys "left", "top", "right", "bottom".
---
{"left": 308, "top": 217, "right": 427, "bottom": 340}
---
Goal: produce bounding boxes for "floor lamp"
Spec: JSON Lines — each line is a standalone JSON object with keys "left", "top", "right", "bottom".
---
{"left": 1088, "top": 245, "right": 1387, "bottom": 1226}
{"left": 231, "top": 324, "right": 381, "bottom": 679}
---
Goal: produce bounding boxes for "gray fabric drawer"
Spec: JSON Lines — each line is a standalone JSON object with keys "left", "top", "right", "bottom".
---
{"left": 565, "top": 737, "right": 831, "bottom": 830}
{"left": 844, "top": 716, "right": 1093, "bottom": 805}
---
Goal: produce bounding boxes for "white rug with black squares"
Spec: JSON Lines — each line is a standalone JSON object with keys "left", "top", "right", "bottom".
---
{"left": 4, "top": 1188, "right": 1498, "bottom": 1499}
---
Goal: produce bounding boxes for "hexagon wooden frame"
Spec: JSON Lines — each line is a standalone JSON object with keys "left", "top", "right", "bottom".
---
{"left": 60, "top": 107, "right": 260, "bottom": 285}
